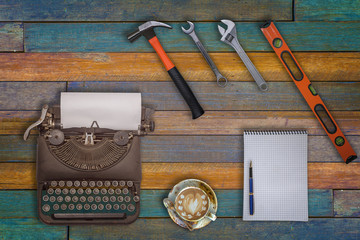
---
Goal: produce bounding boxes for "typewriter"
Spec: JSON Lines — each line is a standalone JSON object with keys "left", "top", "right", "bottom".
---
{"left": 23, "top": 99, "right": 154, "bottom": 225}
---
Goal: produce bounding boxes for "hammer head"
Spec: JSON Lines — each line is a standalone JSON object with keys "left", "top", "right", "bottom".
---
{"left": 127, "top": 21, "right": 172, "bottom": 42}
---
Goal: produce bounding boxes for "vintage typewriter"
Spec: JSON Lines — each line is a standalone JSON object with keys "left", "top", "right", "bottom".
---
{"left": 23, "top": 95, "right": 154, "bottom": 225}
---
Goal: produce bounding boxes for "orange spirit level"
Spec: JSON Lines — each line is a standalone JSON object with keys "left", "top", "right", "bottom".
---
{"left": 260, "top": 21, "right": 357, "bottom": 163}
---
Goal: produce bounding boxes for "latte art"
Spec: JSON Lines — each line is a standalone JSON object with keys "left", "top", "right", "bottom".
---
{"left": 175, "top": 188, "right": 209, "bottom": 220}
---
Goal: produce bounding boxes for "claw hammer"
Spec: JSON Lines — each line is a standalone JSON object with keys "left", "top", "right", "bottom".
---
{"left": 127, "top": 21, "right": 204, "bottom": 119}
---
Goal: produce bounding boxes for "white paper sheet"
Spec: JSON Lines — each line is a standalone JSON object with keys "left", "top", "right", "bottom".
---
{"left": 61, "top": 92, "right": 141, "bottom": 130}
{"left": 243, "top": 130, "right": 308, "bottom": 221}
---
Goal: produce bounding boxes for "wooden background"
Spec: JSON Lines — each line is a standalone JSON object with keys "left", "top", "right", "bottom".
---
{"left": 0, "top": 0, "right": 359, "bottom": 239}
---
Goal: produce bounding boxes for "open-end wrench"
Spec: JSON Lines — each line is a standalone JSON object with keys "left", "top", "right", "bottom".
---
{"left": 182, "top": 21, "right": 228, "bottom": 87}
{"left": 218, "top": 19, "right": 268, "bottom": 91}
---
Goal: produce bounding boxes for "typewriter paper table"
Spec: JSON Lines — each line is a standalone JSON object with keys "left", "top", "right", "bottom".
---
{"left": 0, "top": 0, "right": 359, "bottom": 239}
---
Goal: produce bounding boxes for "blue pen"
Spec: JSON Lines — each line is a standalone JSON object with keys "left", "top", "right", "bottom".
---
{"left": 249, "top": 161, "right": 254, "bottom": 215}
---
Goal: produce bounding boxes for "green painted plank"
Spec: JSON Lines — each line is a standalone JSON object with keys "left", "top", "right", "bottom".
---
{"left": 0, "top": 190, "right": 332, "bottom": 218}
{"left": 296, "top": 0, "right": 360, "bottom": 21}
{"left": 70, "top": 218, "right": 360, "bottom": 240}
{"left": 0, "top": 0, "right": 292, "bottom": 21}
{"left": 3, "top": 81, "right": 359, "bottom": 111}
{"left": 24, "top": 22, "right": 360, "bottom": 52}
{"left": 334, "top": 190, "right": 360, "bottom": 217}
{"left": 0, "top": 82, "right": 66, "bottom": 110}
{"left": 0, "top": 22, "right": 23, "bottom": 52}
{"left": 2, "top": 135, "right": 359, "bottom": 163}
{"left": 0, "top": 218, "right": 67, "bottom": 240}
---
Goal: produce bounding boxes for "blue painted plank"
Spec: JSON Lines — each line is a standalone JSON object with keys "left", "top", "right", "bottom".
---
{"left": 0, "top": 22, "right": 23, "bottom": 52}
{"left": 24, "top": 22, "right": 360, "bottom": 52}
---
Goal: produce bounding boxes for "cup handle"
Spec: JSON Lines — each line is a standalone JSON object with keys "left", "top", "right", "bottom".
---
{"left": 163, "top": 198, "right": 195, "bottom": 231}
{"left": 206, "top": 211, "right": 217, "bottom": 221}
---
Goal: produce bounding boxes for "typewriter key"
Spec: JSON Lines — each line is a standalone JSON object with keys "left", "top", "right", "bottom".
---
{"left": 89, "top": 181, "right": 96, "bottom": 187}
{"left": 42, "top": 195, "right": 49, "bottom": 202}
{"left": 62, "top": 188, "right": 69, "bottom": 195}
{"left": 81, "top": 181, "right": 88, "bottom": 187}
{"left": 113, "top": 204, "right": 119, "bottom": 210}
{"left": 48, "top": 129, "right": 65, "bottom": 145}
{"left": 103, "top": 196, "right": 109, "bottom": 202}
{"left": 104, "top": 181, "right": 111, "bottom": 187}
{"left": 119, "top": 181, "right": 126, "bottom": 187}
{"left": 42, "top": 204, "right": 50, "bottom": 212}
{"left": 85, "top": 188, "right": 92, "bottom": 195}
{"left": 77, "top": 188, "right": 84, "bottom": 194}
{"left": 96, "top": 181, "right": 103, "bottom": 187}
{"left": 101, "top": 189, "right": 107, "bottom": 195}
{"left": 76, "top": 204, "right": 82, "bottom": 210}
{"left": 61, "top": 204, "right": 67, "bottom": 210}
{"left": 47, "top": 188, "right": 54, "bottom": 195}
{"left": 80, "top": 196, "right": 86, "bottom": 202}
{"left": 50, "top": 181, "right": 57, "bottom": 187}
{"left": 74, "top": 181, "right": 80, "bottom": 187}
{"left": 84, "top": 204, "right": 90, "bottom": 210}
{"left": 108, "top": 189, "right": 114, "bottom": 195}
{"left": 91, "top": 204, "right": 97, "bottom": 210}
{"left": 133, "top": 196, "right": 140, "bottom": 202}
{"left": 53, "top": 204, "right": 59, "bottom": 210}
{"left": 127, "top": 204, "right": 135, "bottom": 212}
{"left": 59, "top": 181, "right": 65, "bottom": 187}
{"left": 50, "top": 196, "right": 56, "bottom": 202}
{"left": 95, "top": 196, "right": 101, "bottom": 202}
{"left": 93, "top": 188, "right": 99, "bottom": 195}
{"left": 112, "top": 181, "right": 119, "bottom": 187}
{"left": 125, "top": 196, "right": 131, "bottom": 202}
{"left": 98, "top": 204, "right": 104, "bottom": 210}
{"left": 55, "top": 188, "right": 62, "bottom": 195}
{"left": 68, "top": 204, "right": 75, "bottom": 210}
{"left": 72, "top": 196, "right": 78, "bottom": 202}
{"left": 110, "top": 196, "right": 116, "bottom": 202}
{"left": 127, "top": 181, "right": 133, "bottom": 187}
{"left": 117, "top": 196, "right": 123, "bottom": 202}
{"left": 88, "top": 196, "right": 94, "bottom": 203}
{"left": 66, "top": 181, "right": 73, "bottom": 187}
{"left": 120, "top": 204, "right": 126, "bottom": 210}
{"left": 115, "top": 189, "right": 121, "bottom": 195}
{"left": 122, "top": 188, "right": 129, "bottom": 195}
{"left": 70, "top": 188, "right": 76, "bottom": 195}
{"left": 65, "top": 196, "right": 71, "bottom": 202}
{"left": 106, "top": 204, "right": 112, "bottom": 210}
{"left": 57, "top": 196, "right": 63, "bottom": 203}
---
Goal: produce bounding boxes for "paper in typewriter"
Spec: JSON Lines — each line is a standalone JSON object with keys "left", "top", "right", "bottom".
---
{"left": 61, "top": 92, "right": 141, "bottom": 130}
{"left": 243, "top": 130, "right": 308, "bottom": 221}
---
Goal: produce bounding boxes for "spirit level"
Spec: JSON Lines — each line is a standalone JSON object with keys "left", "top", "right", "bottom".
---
{"left": 260, "top": 21, "right": 357, "bottom": 163}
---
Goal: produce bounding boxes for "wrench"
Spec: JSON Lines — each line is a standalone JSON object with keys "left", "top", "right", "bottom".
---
{"left": 218, "top": 19, "right": 268, "bottom": 91}
{"left": 182, "top": 21, "right": 228, "bottom": 87}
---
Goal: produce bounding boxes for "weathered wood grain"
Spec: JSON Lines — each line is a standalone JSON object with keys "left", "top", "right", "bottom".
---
{"left": 0, "top": 0, "right": 292, "bottom": 21}
{"left": 296, "top": 0, "right": 360, "bottom": 21}
{"left": 0, "top": 218, "right": 67, "bottom": 239}
{"left": 1, "top": 163, "right": 359, "bottom": 190}
{"left": 24, "top": 22, "right": 360, "bottom": 52}
{"left": 2, "top": 135, "right": 359, "bottom": 163}
{"left": 1, "top": 52, "right": 359, "bottom": 82}
{"left": 0, "top": 22, "right": 23, "bottom": 52}
{"left": 2, "top": 110, "right": 359, "bottom": 135}
{"left": 334, "top": 190, "right": 360, "bottom": 217}
{"left": 69, "top": 218, "right": 360, "bottom": 240}
{"left": 1, "top": 81, "right": 359, "bottom": 111}
{"left": 0, "top": 189, "right": 332, "bottom": 218}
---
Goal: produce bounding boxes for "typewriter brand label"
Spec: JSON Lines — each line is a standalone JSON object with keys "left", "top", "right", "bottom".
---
{"left": 175, "top": 188, "right": 209, "bottom": 221}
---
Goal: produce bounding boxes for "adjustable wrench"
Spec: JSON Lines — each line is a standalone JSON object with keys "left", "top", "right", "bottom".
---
{"left": 218, "top": 19, "right": 268, "bottom": 91}
{"left": 182, "top": 21, "right": 228, "bottom": 87}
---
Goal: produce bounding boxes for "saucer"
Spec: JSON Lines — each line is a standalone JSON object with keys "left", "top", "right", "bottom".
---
{"left": 165, "top": 179, "right": 217, "bottom": 230}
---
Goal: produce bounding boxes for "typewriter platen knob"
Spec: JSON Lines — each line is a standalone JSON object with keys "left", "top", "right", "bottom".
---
{"left": 48, "top": 129, "right": 65, "bottom": 145}
{"left": 113, "top": 131, "right": 129, "bottom": 146}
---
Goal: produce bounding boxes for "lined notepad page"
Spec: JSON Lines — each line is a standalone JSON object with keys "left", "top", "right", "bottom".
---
{"left": 243, "top": 130, "right": 308, "bottom": 221}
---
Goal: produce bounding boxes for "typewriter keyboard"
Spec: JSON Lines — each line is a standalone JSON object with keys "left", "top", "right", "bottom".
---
{"left": 40, "top": 180, "right": 139, "bottom": 220}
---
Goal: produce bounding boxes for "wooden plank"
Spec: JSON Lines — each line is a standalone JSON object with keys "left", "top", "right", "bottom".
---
{"left": 2, "top": 135, "right": 359, "bottom": 163}
{"left": 334, "top": 190, "right": 360, "bottom": 217}
{"left": 69, "top": 218, "right": 360, "bottom": 240}
{"left": 0, "top": 218, "right": 67, "bottom": 239}
{"left": 2, "top": 110, "right": 360, "bottom": 135}
{"left": 0, "top": 82, "right": 66, "bottom": 110}
{"left": 1, "top": 163, "right": 359, "bottom": 190}
{"left": 0, "top": 22, "right": 23, "bottom": 52}
{"left": 1, "top": 81, "right": 359, "bottom": 111}
{"left": 296, "top": 0, "right": 360, "bottom": 21}
{"left": 24, "top": 22, "right": 360, "bottom": 52}
{"left": 0, "top": 189, "right": 332, "bottom": 218}
{"left": 0, "top": 0, "right": 292, "bottom": 21}
{"left": 1, "top": 52, "right": 359, "bottom": 82}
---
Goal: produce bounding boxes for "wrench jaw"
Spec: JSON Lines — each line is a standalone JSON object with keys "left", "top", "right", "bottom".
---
{"left": 181, "top": 21, "right": 195, "bottom": 34}
{"left": 218, "top": 19, "right": 237, "bottom": 45}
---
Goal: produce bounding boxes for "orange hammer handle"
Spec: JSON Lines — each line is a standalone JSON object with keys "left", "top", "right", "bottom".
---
{"left": 149, "top": 36, "right": 175, "bottom": 71}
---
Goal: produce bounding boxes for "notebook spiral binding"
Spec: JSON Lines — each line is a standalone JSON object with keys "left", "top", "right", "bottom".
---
{"left": 244, "top": 130, "right": 307, "bottom": 135}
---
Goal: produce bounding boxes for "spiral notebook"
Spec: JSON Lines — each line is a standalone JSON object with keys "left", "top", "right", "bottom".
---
{"left": 243, "top": 130, "right": 308, "bottom": 221}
